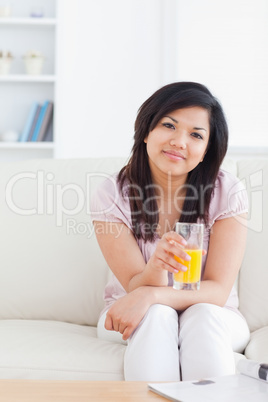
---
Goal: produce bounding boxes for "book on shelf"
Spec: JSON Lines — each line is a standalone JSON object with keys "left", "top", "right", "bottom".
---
{"left": 31, "top": 100, "right": 53, "bottom": 142}
{"left": 42, "top": 116, "right": 53, "bottom": 142}
{"left": 148, "top": 359, "right": 268, "bottom": 402}
{"left": 36, "top": 101, "right": 53, "bottom": 141}
{"left": 20, "top": 100, "right": 54, "bottom": 142}
{"left": 20, "top": 102, "right": 39, "bottom": 142}
{"left": 27, "top": 104, "right": 42, "bottom": 141}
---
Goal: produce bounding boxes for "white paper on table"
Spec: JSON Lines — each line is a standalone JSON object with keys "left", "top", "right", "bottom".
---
{"left": 148, "top": 374, "right": 268, "bottom": 402}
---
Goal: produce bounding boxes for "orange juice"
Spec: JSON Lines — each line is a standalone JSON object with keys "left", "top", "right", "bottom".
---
{"left": 174, "top": 249, "right": 202, "bottom": 284}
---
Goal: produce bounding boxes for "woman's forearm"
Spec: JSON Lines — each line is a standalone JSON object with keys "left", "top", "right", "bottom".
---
{"left": 128, "top": 265, "right": 169, "bottom": 292}
{"left": 146, "top": 280, "right": 229, "bottom": 312}
{"left": 128, "top": 232, "right": 190, "bottom": 292}
{"left": 105, "top": 281, "right": 230, "bottom": 341}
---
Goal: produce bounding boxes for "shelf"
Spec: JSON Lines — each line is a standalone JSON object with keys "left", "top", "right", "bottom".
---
{"left": 0, "top": 142, "right": 54, "bottom": 149}
{"left": 0, "top": 75, "right": 56, "bottom": 83}
{"left": 0, "top": 18, "right": 57, "bottom": 26}
{"left": 0, "top": 1, "right": 57, "bottom": 161}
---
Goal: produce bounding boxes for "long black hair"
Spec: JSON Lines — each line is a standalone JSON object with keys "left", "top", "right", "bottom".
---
{"left": 118, "top": 82, "right": 228, "bottom": 242}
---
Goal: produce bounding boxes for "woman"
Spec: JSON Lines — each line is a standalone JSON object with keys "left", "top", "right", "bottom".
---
{"left": 91, "top": 82, "right": 250, "bottom": 381}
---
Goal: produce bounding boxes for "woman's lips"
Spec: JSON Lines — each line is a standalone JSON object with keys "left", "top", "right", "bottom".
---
{"left": 163, "top": 150, "right": 186, "bottom": 161}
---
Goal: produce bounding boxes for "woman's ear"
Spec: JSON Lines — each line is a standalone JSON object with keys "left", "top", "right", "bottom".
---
{"left": 144, "top": 137, "right": 148, "bottom": 144}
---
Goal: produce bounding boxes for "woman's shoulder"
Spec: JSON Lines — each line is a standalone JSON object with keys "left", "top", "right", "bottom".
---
{"left": 215, "top": 169, "right": 243, "bottom": 190}
{"left": 90, "top": 171, "right": 132, "bottom": 224}
{"left": 91, "top": 172, "right": 119, "bottom": 204}
{"left": 208, "top": 169, "right": 248, "bottom": 226}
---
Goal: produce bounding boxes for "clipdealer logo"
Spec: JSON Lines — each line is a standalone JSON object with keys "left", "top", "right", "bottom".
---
{"left": 5, "top": 171, "right": 118, "bottom": 232}
{"left": 229, "top": 169, "right": 263, "bottom": 233}
{"left": 5, "top": 168, "right": 265, "bottom": 236}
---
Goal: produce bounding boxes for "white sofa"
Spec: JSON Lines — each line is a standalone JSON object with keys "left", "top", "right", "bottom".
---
{"left": 0, "top": 156, "right": 267, "bottom": 380}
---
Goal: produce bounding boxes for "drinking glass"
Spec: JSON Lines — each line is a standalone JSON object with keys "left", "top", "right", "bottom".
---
{"left": 173, "top": 222, "right": 204, "bottom": 290}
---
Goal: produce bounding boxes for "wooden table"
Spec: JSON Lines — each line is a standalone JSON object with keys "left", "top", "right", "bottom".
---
{"left": 0, "top": 380, "right": 167, "bottom": 401}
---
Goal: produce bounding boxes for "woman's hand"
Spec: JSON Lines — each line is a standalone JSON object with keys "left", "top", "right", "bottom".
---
{"left": 143, "top": 231, "right": 191, "bottom": 286}
{"left": 105, "top": 286, "right": 155, "bottom": 340}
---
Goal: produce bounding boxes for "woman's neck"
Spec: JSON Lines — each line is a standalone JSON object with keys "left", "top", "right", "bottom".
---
{"left": 151, "top": 169, "right": 188, "bottom": 199}
{"left": 150, "top": 171, "right": 187, "bottom": 230}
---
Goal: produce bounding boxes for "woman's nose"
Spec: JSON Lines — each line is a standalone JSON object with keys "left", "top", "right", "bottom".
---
{"left": 169, "top": 132, "right": 187, "bottom": 149}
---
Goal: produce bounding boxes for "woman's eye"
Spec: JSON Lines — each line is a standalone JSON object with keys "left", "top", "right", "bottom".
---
{"left": 191, "top": 132, "right": 203, "bottom": 140}
{"left": 162, "top": 123, "right": 175, "bottom": 130}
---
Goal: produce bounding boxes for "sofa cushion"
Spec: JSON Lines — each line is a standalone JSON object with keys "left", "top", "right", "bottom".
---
{"left": 244, "top": 326, "right": 268, "bottom": 363}
{"left": 0, "top": 320, "right": 125, "bottom": 380}
{"left": 237, "top": 159, "right": 268, "bottom": 332}
{"left": 0, "top": 157, "right": 126, "bottom": 326}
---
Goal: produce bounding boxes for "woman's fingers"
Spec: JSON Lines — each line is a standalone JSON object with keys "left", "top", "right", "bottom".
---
{"left": 105, "top": 315, "right": 142, "bottom": 340}
{"left": 156, "top": 232, "right": 191, "bottom": 273}
{"left": 122, "top": 326, "right": 133, "bottom": 341}
{"left": 163, "top": 231, "right": 187, "bottom": 247}
{"left": 104, "top": 313, "right": 114, "bottom": 331}
{"left": 158, "top": 250, "right": 188, "bottom": 273}
{"left": 162, "top": 232, "right": 189, "bottom": 258}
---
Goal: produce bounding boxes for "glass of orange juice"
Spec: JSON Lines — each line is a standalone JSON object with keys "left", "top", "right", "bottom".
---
{"left": 173, "top": 222, "right": 204, "bottom": 290}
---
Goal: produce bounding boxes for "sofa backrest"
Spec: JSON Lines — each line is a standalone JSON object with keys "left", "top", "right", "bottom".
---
{"left": 237, "top": 159, "right": 268, "bottom": 332}
{"left": 0, "top": 157, "right": 126, "bottom": 326}
{"left": 1, "top": 156, "right": 267, "bottom": 332}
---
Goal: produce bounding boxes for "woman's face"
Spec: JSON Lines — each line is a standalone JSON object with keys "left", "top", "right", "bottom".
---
{"left": 144, "top": 107, "right": 210, "bottom": 183}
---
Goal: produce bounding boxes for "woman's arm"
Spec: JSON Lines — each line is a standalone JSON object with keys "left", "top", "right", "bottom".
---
{"left": 154, "top": 213, "right": 248, "bottom": 309}
{"left": 93, "top": 220, "right": 189, "bottom": 291}
{"left": 104, "top": 214, "right": 248, "bottom": 339}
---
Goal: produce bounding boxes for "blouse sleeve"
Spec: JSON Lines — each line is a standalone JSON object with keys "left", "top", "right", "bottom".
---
{"left": 90, "top": 173, "right": 132, "bottom": 230}
{"left": 208, "top": 169, "right": 248, "bottom": 228}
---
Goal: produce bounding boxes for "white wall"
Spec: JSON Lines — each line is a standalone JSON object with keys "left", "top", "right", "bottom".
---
{"left": 176, "top": 0, "right": 268, "bottom": 150}
{"left": 56, "top": 0, "right": 177, "bottom": 158}
{"left": 56, "top": 0, "right": 268, "bottom": 159}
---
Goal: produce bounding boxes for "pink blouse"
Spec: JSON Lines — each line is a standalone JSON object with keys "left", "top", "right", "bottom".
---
{"left": 91, "top": 169, "right": 248, "bottom": 315}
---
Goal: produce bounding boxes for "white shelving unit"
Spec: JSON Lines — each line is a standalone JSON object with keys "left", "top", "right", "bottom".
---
{"left": 0, "top": 142, "right": 54, "bottom": 149}
{"left": 0, "top": 75, "right": 56, "bottom": 82}
{"left": 0, "top": 0, "right": 57, "bottom": 161}
{"left": 0, "top": 18, "right": 57, "bottom": 26}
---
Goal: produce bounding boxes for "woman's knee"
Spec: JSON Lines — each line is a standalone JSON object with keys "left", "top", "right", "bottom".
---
{"left": 144, "top": 304, "right": 178, "bottom": 324}
{"left": 179, "top": 303, "right": 230, "bottom": 337}
{"left": 180, "top": 303, "right": 227, "bottom": 322}
{"left": 128, "top": 304, "right": 179, "bottom": 342}
{"left": 125, "top": 304, "right": 180, "bottom": 381}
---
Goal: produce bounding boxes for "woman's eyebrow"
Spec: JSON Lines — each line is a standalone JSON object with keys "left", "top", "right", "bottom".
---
{"left": 194, "top": 127, "right": 207, "bottom": 132}
{"left": 165, "top": 115, "right": 178, "bottom": 123}
{"left": 165, "top": 116, "right": 207, "bottom": 133}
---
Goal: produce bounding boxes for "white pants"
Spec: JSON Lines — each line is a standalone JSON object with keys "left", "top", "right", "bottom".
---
{"left": 97, "top": 303, "right": 250, "bottom": 382}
